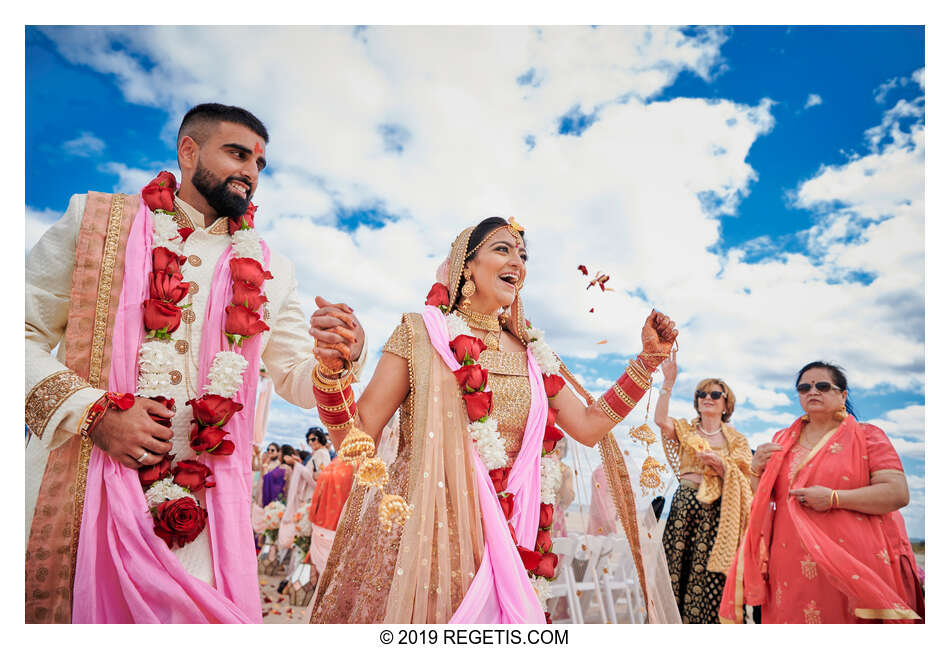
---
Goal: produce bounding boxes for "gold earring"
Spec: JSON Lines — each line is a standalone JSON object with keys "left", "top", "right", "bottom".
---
{"left": 499, "top": 307, "right": 509, "bottom": 327}
{"left": 461, "top": 268, "right": 475, "bottom": 308}
{"left": 833, "top": 404, "right": 847, "bottom": 422}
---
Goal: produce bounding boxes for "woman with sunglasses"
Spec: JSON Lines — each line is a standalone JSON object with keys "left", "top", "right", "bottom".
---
{"left": 719, "top": 361, "right": 923, "bottom": 623}
{"left": 654, "top": 349, "right": 754, "bottom": 623}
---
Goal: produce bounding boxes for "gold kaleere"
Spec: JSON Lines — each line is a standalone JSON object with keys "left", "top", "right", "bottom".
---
{"left": 316, "top": 356, "right": 413, "bottom": 532}
{"left": 629, "top": 382, "right": 669, "bottom": 497}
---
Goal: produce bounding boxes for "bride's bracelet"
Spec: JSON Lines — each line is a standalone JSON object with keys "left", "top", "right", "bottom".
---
{"left": 596, "top": 354, "right": 655, "bottom": 423}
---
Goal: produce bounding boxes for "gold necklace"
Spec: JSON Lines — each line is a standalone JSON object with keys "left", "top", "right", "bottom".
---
{"left": 455, "top": 306, "right": 502, "bottom": 350}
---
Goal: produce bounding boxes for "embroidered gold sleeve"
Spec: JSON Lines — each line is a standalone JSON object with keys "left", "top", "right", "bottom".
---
{"left": 25, "top": 371, "right": 89, "bottom": 439}
{"left": 382, "top": 318, "right": 412, "bottom": 360}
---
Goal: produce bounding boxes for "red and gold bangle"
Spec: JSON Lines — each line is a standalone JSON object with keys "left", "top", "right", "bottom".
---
{"left": 597, "top": 355, "right": 654, "bottom": 423}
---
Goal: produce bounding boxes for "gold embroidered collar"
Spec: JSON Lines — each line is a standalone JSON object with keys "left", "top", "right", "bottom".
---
{"left": 173, "top": 196, "right": 231, "bottom": 236}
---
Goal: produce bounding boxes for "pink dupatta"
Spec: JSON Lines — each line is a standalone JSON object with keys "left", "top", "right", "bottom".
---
{"left": 421, "top": 306, "right": 546, "bottom": 624}
{"left": 73, "top": 199, "right": 267, "bottom": 623}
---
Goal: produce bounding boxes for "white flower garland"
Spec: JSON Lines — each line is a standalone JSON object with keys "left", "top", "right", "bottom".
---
{"left": 135, "top": 202, "right": 267, "bottom": 414}
{"left": 137, "top": 340, "right": 175, "bottom": 397}
{"left": 205, "top": 351, "right": 250, "bottom": 399}
{"left": 539, "top": 454, "right": 562, "bottom": 505}
{"left": 525, "top": 326, "right": 560, "bottom": 376}
{"left": 446, "top": 313, "right": 508, "bottom": 471}
{"left": 145, "top": 477, "right": 196, "bottom": 509}
{"left": 529, "top": 574, "right": 553, "bottom": 609}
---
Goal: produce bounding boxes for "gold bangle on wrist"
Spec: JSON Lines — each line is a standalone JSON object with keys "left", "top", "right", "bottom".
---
{"left": 597, "top": 396, "right": 624, "bottom": 424}
{"left": 624, "top": 365, "right": 651, "bottom": 391}
{"left": 612, "top": 384, "right": 639, "bottom": 410}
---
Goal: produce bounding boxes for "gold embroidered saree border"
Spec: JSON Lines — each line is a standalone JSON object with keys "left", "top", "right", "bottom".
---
{"left": 855, "top": 606, "right": 921, "bottom": 620}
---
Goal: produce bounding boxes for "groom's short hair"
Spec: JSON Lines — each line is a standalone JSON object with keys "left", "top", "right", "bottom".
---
{"left": 177, "top": 103, "right": 269, "bottom": 146}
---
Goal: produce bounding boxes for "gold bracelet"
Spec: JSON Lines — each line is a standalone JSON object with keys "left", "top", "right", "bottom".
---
{"left": 624, "top": 364, "right": 652, "bottom": 391}
{"left": 596, "top": 396, "right": 624, "bottom": 424}
{"left": 612, "top": 384, "right": 639, "bottom": 410}
{"left": 324, "top": 420, "right": 353, "bottom": 432}
{"left": 749, "top": 465, "right": 762, "bottom": 478}
{"left": 312, "top": 364, "right": 353, "bottom": 392}
{"left": 627, "top": 357, "right": 653, "bottom": 381}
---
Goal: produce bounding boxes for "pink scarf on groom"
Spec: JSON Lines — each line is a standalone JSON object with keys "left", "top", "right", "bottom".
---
{"left": 72, "top": 197, "right": 267, "bottom": 623}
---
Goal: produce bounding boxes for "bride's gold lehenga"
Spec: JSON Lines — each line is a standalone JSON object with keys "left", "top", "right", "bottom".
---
{"left": 311, "top": 224, "right": 678, "bottom": 624}
{"left": 312, "top": 312, "right": 532, "bottom": 622}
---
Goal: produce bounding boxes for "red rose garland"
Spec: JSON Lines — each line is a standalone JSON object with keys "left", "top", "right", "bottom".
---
{"left": 428, "top": 283, "right": 568, "bottom": 620}
{"left": 136, "top": 171, "right": 269, "bottom": 549}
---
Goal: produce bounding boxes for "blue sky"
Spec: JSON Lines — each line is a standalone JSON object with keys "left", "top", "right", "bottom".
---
{"left": 25, "top": 26, "right": 925, "bottom": 538}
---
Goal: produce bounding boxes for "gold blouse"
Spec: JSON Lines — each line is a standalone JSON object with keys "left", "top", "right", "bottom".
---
{"left": 383, "top": 321, "right": 530, "bottom": 464}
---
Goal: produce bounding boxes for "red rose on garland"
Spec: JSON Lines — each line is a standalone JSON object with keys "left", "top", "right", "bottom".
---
{"left": 228, "top": 202, "right": 257, "bottom": 235}
{"left": 517, "top": 546, "right": 542, "bottom": 572}
{"left": 138, "top": 453, "right": 174, "bottom": 489}
{"left": 533, "top": 552, "right": 558, "bottom": 579}
{"left": 453, "top": 364, "right": 487, "bottom": 393}
{"left": 172, "top": 459, "right": 216, "bottom": 492}
{"left": 450, "top": 335, "right": 487, "bottom": 365}
{"left": 498, "top": 493, "right": 514, "bottom": 520}
{"left": 461, "top": 390, "right": 493, "bottom": 422}
{"left": 229, "top": 258, "right": 273, "bottom": 289}
{"left": 149, "top": 270, "right": 189, "bottom": 304}
{"left": 508, "top": 522, "right": 519, "bottom": 544}
{"left": 225, "top": 304, "right": 270, "bottom": 343}
{"left": 153, "top": 247, "right": 187, "bottom": 275}
{"left": 142, "top": 171, "right": 177, "bottom": 212}
{"left": 153, "top": 497, "right": 207, "bottom": 549}
{"left": 143, "top": 299, "right": 182, "bottom": 336}
{"left": 189, "top": 424, "right": 229, "bottom": 454}
{"left": 535, "top": 529, "right": 553, "bottom": 553}
{"left": 187, "top": 394, "right": 243, "bottom": 427}
{"left": 232, "top": 281, "right": 268, "bottom": 311}
{"left": 542, "top": 425, "right": 564, "bottom": 454}
{"left": 489, "top": 466, "right": 511, "bottom": 493}
{"left": 543, "top": 374, "right": 565, "bottom": 398}
{"left": 538, "top": 503, "right": 554, "bottom": 529}
{"left": 425, "top": 283, "right": 449, "bottom": 310}
{"left": 546, "top": 408, "right": 557, "bottom": 427}
{"left": 147, "top": 396, "right": 176, "bottom": 427}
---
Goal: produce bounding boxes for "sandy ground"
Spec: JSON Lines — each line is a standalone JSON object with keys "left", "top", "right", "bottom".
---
{"left": 259, "top": 572, "right": 311, "bottom": 624}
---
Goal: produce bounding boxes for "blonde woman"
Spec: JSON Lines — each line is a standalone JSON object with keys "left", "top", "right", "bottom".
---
{"left": 654, "top": 350, "right": 753, "bottom": 623}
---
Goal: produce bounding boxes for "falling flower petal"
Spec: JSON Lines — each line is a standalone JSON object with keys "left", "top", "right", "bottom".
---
{"left": 596, "top": 339, "right": 608, "bottom": 345}
{"left": 578, "top": 264, "right": 588, "bottom": 276}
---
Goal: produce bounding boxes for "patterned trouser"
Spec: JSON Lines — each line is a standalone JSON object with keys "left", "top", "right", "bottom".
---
{"left": 661, "top": 483, "right": 727, "bottom": 624}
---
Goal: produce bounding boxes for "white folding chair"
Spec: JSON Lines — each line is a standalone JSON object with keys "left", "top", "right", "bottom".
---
{"left": 573, "top": 535, "right": 610, "bottom": 623}
{"left": 601, "top": 535, "right": 638, "bottom": 623}
{"left": 548, "top": 536, "right": 582, "bottom": 624}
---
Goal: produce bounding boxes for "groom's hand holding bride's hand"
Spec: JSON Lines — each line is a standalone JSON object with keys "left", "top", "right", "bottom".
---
{"left": 310, "top": 295, "right": 365, "bottom": 370}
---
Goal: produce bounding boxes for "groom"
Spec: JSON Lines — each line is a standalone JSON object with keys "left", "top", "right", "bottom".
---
{"left": 25, "top": 103, "right": 364, "bottom": 623}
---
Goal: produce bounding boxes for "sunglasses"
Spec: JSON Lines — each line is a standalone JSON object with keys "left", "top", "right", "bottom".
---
{"left": 696, "top": 390, "right": 724, "bottom": 400}
{"left": 307, "top": 437, "right": 318, "bottom": 442}
{"left": 796, "top": 382, "right": 843, "bottom": 394}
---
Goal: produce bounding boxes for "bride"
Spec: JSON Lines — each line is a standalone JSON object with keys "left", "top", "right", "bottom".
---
{"left": 309, "top": 217, "right": 677, "bottom": 623}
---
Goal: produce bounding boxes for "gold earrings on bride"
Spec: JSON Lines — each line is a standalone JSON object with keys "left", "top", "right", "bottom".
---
{"left": 461, "top": 268, "right": 476, "bottom": 308}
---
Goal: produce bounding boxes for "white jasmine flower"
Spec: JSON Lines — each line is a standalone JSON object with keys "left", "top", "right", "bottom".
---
{"left": 206, "top": 351, "right": 249, "bottom": 398}
{"left": 445, "top": 312, "right": 471, "bottom": 340}
{"left": 231, "top": 229, "right": 264, "bottom": 263}
{"left": 145, "top": 478, "right": 195, "bottom": 509}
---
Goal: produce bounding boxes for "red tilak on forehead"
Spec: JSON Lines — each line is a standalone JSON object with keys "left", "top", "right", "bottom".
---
{"left": 254, "top": 141, "right": 263, "bottom": 155}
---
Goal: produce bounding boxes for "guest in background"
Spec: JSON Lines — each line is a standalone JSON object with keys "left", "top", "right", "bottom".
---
{"left": 655, "top": 350, "right": 753, "bottom": 623}
{"left": 720, "top": 362, "right": 922, "bottom": 623}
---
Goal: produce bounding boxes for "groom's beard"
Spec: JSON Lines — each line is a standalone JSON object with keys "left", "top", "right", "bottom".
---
{"left": 192, "top": 161, "right": 252, "bottom": 218}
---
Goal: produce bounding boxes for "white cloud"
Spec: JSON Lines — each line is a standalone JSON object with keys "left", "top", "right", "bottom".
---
{"left": 867, "top": 404, "right": 924, "bottom": 442}
{"left": 29, "top": 27, "right": 924, "bottom": 534}
{"left": 804, "top": 93, "right": 822, "bottom": 109}
{"left": 25, "top": 207, "right": 61, "bottom": 251}
{"left": 62, "top": 131, "right": 106, "bottom": 157}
